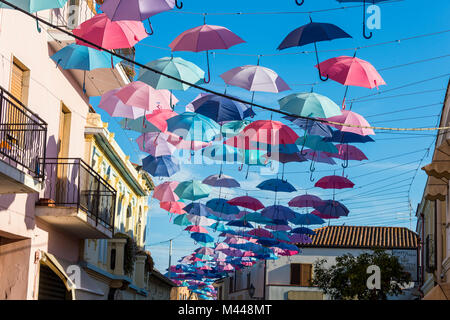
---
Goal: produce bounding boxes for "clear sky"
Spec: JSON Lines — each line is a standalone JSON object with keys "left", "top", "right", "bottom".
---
{"left": 90, "top": 0, "right": 450, "bottom": 272}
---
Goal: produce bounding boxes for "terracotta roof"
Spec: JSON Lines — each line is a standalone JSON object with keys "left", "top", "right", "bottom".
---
{"left": 300, "top": 226, "right": 418, "bottom": 249}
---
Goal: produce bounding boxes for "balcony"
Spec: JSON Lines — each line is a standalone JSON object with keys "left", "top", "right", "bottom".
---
{"left": 0, "top": 86, "right": 47, "bottom": 194}
{"left": 36, "top": 158, "right": 116, "bottom": 239}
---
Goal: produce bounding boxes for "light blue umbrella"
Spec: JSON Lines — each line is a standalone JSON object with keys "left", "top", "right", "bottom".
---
{"left": 220, "top": 120, "right": 250, "bottom": 138}
{"left": 166, "top": 112, "right": 220, "bottom": 142}
{"left": 271, "top": 231, "right": 291, "bottom": 242}
{"left": 191, "top": 232, "right": 214, "bottom": 243}
{"left": 0, "top": 0, "right": 68, "bottom": 12}
{"left": 296, "top": 135, "right": 339, "bottom": 154}
{"left": 138, "top": 56, "right": 205, "bottom": 91}
{"left": 119, "top": 117, "right": 160, "bottom": 133}
{"left": 289, "top": 213, "right": 325, "bottom": 225}
{"left": 278, "top": 92, "right": 342, "bottom": 118}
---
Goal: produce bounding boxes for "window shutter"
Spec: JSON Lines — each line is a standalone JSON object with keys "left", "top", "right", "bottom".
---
{"left": 300, "top": 264, "right": 312, "bottom": 287}
{"left": 11, "top": 62, "right": 24, "bottom": 103}
{"left": 290, "top": 264, "right": 301, "bottom": 285}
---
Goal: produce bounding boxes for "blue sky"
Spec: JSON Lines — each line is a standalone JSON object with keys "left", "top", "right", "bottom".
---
{"left": 90, "top": 0, "right": 450, "bottom": 272}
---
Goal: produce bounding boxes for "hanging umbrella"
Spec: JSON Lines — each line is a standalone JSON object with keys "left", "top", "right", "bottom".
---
{"left": 283, "top": 116, "right": 333, "bottom": 138}
{"left": 220, "top": 120, "right": 250, "bottom": 138}
{"left": 247, "top": 228, "right": 274, "bottom": 239}
{"left": 166, "top": 133, "right": 212, "bottom": 151}
{"left": 119, "top": 117, "right": 160, "bottom": 133}
{"left": 324, "top": 143, "right": 368, "bottom": 168}
{"left": 266, "top": 223, "right": 292, "bottom": 232}
{"left": 314, "top": 200, "right": 350, "bottom": 218}
{"left": 227, "top": 196, "right": 264, "bottom": 211}
{"left": 98, "top": 89, "right": 145, "bottom": 119}
{"left": 0, "top": 0, "right": 67, "bottom": 12}
{"left": 210, "top": 222, "right": 231, "bottom": 232}
{"left": 160, "top": 201, "right": 186, "bottom": 215}
{"left": 191, "top": 233, "right": 214, "bottom": 243}
{"left": 288, "top": 233, "right": 312, "bottom": 244}
{"left": 136, "top": 132, "right": 176, "bottom": 156}
{"left": 279, "top": 92, "right": 341, "bottom": 119}
{"left": 142, "top": 154, "right": 180, "bottom": 177}
{"left": 206, "top": 198, "right": 240, "bottom": 215}
{"left": 174, "top": 180, "right": 211, "bottom": 201}
{"left": 169, "top": 23, "right": 245, "bottom": 83}
{"left": 184, "top": 203, "right": 213, "bottom": 217}
{"left": 210, "top": 211, "right": 240, "bottom": 222}
{"left": 138, "top": 56, "right": 205, "bottom": 90}
{"left": 277, "top": 18, "right": 352, "bottom": 80}
{"left": 240, "top": 212, "right": 272, "bottom": 224}
{"left": 288, "top": 194, "right": 323, "bottom": 208}
{"left": 302, "top": 149, "right": 336, "bottom": 165}
{"left": 311, "top": 209, "right": 340, "bottom": 220}
{"left": 173, "top": 214, "right": 193, "bottom": 226}
{"left": 202, "top": 174, "right": 240, "bottom": 188}
{"left": 336, "top": 0, "right": 389, "bottom": 39}
{"left": 256, "top": 178, "right": 296, "bottom": 193}
{"left": 226, "top": 220, "right": 254, "bottom": 229}
{"left": 324, "top": 130, "right": 375, "bottom": 144}
{"left": 292, "top": 227, "right": 316, "bottom": 236}
{"left": 146, "top": 109, "right": 178, "bottom": 132}
{"left": 73, "top": 13, "right": 148, "bottom": 49}
{"left": 215, "top": 242, "right": 230, "bottom": 250}
{"left": 271, "top": 230, "right": 291, "bottom": 242}
{"left": 325, "top": 110, "right": 375, "bottom": 136}
{"left": 241, "top": 120, "right": 299, "bottom": 146}
{"left": 196, "top": 247, "right": 215, "bottom": 255}
{"left": 315, "top": 175, "right": 355, "bottom": 189}
{"left": 166, "top": 112, "right": 220, "bottom": 142}
{"left": 296, "top": 135, "right": 339, "bottom": 155}
{"left": 289, "top": 213, "right": 325, "bottom": 225}
{"left": 153, "top": 181, "right": 179, "bottom": 201}
{"left": 115, "top": 81, "right": 178, "bottom": 112}
{"left": 187, "top": 215, "right": 216, "bottom": 227}
{"left": 185, "top": 225, "right": 209, "bottom": 233}
{"left": 202, "top": 144, "right": 242, "bottom": 163}
{"left": 192, "top": 94, "right": 250, "bottom": 124}
{"left": 261, "top": 205, "right": 297, "bottom": 220}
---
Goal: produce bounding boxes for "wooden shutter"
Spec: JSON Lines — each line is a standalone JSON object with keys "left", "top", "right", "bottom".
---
{"left": 290, "top": 264, "right": 301, "bottom": 285}
{"left": 10, "top": 61, "right": 24, "bottom": 103}
{"left": 300, "top": 264, "right": 312, "bottom": 287}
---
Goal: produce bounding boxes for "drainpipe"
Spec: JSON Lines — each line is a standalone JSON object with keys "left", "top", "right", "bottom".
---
{"left": 263, "top": 260, "right": 267, "bottom": 300}
{"left": 421, "top": 212, "right": 425, "bottom": 291}
{"left": 436, "top": 200, "right": 442, "bottom": 285}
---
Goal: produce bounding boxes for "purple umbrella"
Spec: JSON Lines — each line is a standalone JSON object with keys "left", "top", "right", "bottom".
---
{"left": 202, "top": 174, "right": 240, "bottom": 188}
{"left": 288, "top": 233, "right": 312, "bottom": 244}
{"left": 195, "top": 247, "right": 215, "bottom": 255}
{"left": 288, "top": 194, "right": 324, "bottom": 208}
{"left": 247, "top": 228, "right": 274, "bottom": 239}
{"left": 266, "top": 223, "right": 292, "bottom": 231}
{"left": 314, "top": 200, "right": 349, "bottom": 218}
{"left": 136, "top": 132, "right": 176, "bottom": 156}
{"left": 261, "top": 205, "right": 297, "bottom": 221}
{"left": 98, "top": 89, "right": 145, "bottom": 119}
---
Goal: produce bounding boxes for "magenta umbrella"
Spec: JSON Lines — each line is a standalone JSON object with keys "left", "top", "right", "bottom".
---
{"left": 73, "top": 13, "right": 148, "bottom": 50}
{"left": 227, "top": 196, "right": 265, "bottom": 211}
{"left": 146, "top": 109, "right": 178, "bottom": 132}
{"left": 153, "top": 181, "right": 179, "bottom": 201}
{"left": 288, "top": 194, "right": 324, "bottom": 208}
{"left": 115, "top": 81, "right": 178, "bottom": 112}
{"left": 136, "top": 132, "right": 176, "bottom": 156}
{"left": 325, "top": 110, "right": 375, "bottom": 136}
{"left": 324, "top": 143, "right": 368, "bottom": 168}
{"left": 98, "top": 88, "right": 145, "bottom": 119}
{"left": 266, "top": 224, "right": 292, "bottom": 231}
{"left": 169, "top": 24, "right": 245, "bottom": 83}
{"left": 302, "top": 149, "right": 336, "bottom": 182}
{"left": 247, "top": 228, "right": 273, "bottom": 238}
{"left": 315, "top": 175, "right": 355, "bottom": 190}
{"left": 311, "top": 209, "right": 340, "bottom": 220}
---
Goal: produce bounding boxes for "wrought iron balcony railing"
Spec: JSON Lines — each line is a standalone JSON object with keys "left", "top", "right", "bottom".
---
{"left": 41, "top": 158, "right": 117, "bottom": 232}
{"left": 0, "top": 86, "right": 47, "bottom": 178}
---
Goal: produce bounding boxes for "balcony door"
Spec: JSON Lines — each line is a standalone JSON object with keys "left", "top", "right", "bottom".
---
{"left": 55, "top": 104, "right": 71, "bottom": 204}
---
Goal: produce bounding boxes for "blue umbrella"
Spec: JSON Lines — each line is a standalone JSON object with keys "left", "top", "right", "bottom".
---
{"left": 191, "top": 232, "right": 214, "bottom": 243}
{"left": 289, "top": 213, "right": 325, "bottom": 225}
{"left": 240, "top": 212, "right": 273, "bottom": 224}
{"left": 0, "top": 0, "right": 68, "bottom": 13}
{"left": 184, "top": 203, "right": 213, "bottom": 217}
{"left": 283, "top": 116, "right": 332, "bottom": 138}
{"left": 292, "top": 227, "right": 317, "bottom": 236}
{"left": 210, "top": 222, "right": 233, "bottom": 232}
{"left": 257, "top": 238, "right": 280, "bottom": 247}
{"left": 314, "top": 200, "right": 350, "bottom": 218}
{"left": 277, "top": 17, "right": 351, "bottom": 80}
{"left": 271, "top": 231, "right": 291, "bottom": 242}
{"left": 226, "top": 220, "right": 254, "bottom": 229}
{"left": 166, "top": 112, "right": 220, "bottom": 142}
{"left": 192, "top": 94, "right": 251, "bottom": 124}
{"left": 272, "top": 242, "right": 299, "bottom": 251}
{"left": 256, "top": 179, "right": 296, "bottom": 193}
{"left": 206, "top": 198, "right": 240, "bottom": 215}
{"left": 142, "top": 155, "right": 180, "bottom": 177}
{"left": 323, "top": 130, "right": 375, "bottom": 144}
{"left": 261, "top": 205, "right": 297, "bottom": 220}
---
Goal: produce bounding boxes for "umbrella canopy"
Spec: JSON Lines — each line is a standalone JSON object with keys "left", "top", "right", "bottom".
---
{"left": 174, "top": 180, "right": 211, "bottom": 201}
{"left": 247, "top": 228, "right": 274, "bottom": 238}
{"left": 206, "top": 198, "right": 240, "bottom": 215}
{"left": 145, "top": 109, "right": 178, "bottom": 132}
{"left": 241, "top": 120, "right": 299, "bottom": 145}
{"left": 142, "top": 154, "right": 180, "bottom": 177}
{"left": 289, "top": 213, "right": 325, "bottom": 225}
{"left": 184, "top": 203, "right": 213, "bottom": 217}
{"left": 0, "top": 0, "right": 68, "bottom": 12}
{"left": 266, "top": 223, "right": 292, "bottom": 231}
{"left": 115, "top": 81, "right": 177, "bottom": 112}
{"left": 136, "top": 132, "right": 176, "bottom": 156}
{"left": 323, "top": 130, "right": 375, "bottom": 143}
{"left": 227, "top": 196, "right": 265, "bottom": 211}
{"left": 196, "top": 247, "right": 215, "bottom": 255}
{"left": 314, "top": 200, "right": 350, "bottom": 218}
{"left": 324, "top": 144, "right": 368, "bottom": 161}
{"left": 311, "top": 209, "right": 340, "bottom": 220}
{"left": 138, "top": 56, "right": 205, "bottom": 91}
{"left": 73, "top": 13, "right": 148, "bottom": 49}
{"left": 187, "top": 215, "right": 216, "bottom": 226}
{"left": 264, "top": 152, "right": 307, "bottom": 164}
{"left": 325, "top": 110, "right": 375, "bottom": 136}
{"left": 296, "top": 135, "right": 338, "bottom": 153}
{"left": 173, "top": 214, "right": 193, "bottom": 226}
{"left": 153, "top": 181, "right": 180, "bottom": 201}
{"left": 160, "top": 201, "right": 186, "bottom": 214}
{"left": 283, "top": 116, "right": 333, "bottom": 137}
{"left": 261, "top": 205, "right": 297, "bottom": 220}
{"left": 316, "top": 56, "right": 386, "bottom": 89}
{"left": 220, "top": 120, "right": 251, "bottom": 138}
{"left": 98, "top": 89, "right": 145, "bottom": 120}
{"left": 202, "top": 144, "right": 242, "bottom": 163}
{"left": 202, "top": 174, "right": 240, "bottom": 188}
{"left": 256, "top": 179, "right": 296, "bottom": 193}
{"left": 119, "top": 117, "right": 160, "bottom": 133}
{"left": 279, "top": 92, "right": 341, "bottom": 118}
{"left": 271, "top": 230, "right": 291, "bottom": 242}
{"left": 288, "top": 233, "right": 312, "bottom": 244}
{"left": 185, "top": 225, "right": 209, "bottom": 233}
{"left": 240, "top": 212, "right": 272, "bottom": 224}
{"left": 315, "top": 175, "right": 355, "bottom": 189}
{"left": 192, "top": 94, "right": 250, "bottom": 123}
{"left": 220, "top": 65, "right": 290, "bottom": 93}
{"left": 101, "top": 0, "right": 175, "bottom": 21}
{"left": 51, "top": 43, "right": 122, "bottom": 71}
{"left": 226, "top": 220, "right": 254, "bottom": 229}
{"left": 191, "top": 232, "right": 214, "bottom": 243}
{"left": 292, "top": 227, "right": 316, "bottom": 236}
{"left": 288, "top": 194, "right": 323, "bottom": 208}
{"left": 166, "top": 112, "right": 220, "bottom": 142}
{"left": 302, "top": 149, "right": 337, "bottom": 165}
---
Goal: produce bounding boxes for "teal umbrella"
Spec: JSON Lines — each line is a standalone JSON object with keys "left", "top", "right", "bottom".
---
{"left": 0, "top": 0, "right": 68, "bottom": 12}
{"left": 279, "top": 92, "right": 341, "bottom": 118}
{"left": 173, "top": 214, "right": 193, "bottom": 226}
{"left": 220, "top": 120, "right": 250, "bottom": 138}
{"left": 296, "top": 135, "right": 338, "bottom": 154}
{"left": 202, "top": 144, "right": 242, "bottom": 162}
{"left": 174, "top": 180, "right": 211, "bottom": 201}
{"left": 240, "top": 212, "right": 273, "bottom": 224}
{"left": 166, "top": 112, "right": 220, "bottom": 142}
{"left": 138, "top": 56, "right": 205, "bottom": 91}
{"left": 119, "top": 117, "right": 160, "bottom": 133}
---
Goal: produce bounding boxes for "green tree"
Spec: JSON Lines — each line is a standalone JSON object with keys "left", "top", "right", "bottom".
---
{"left": 312, "top": 249, "right": 412, "bottom": 300}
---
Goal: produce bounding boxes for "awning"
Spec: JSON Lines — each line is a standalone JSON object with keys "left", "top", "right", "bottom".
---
{"left": 423, "top": 283, "right": 450, "bottom": 300}
{"left": 422, "top": 138, "right": 450, "bottom": 180}
{"left": 423, "top": 176, "right": 448, "bottom": 201}
{"left": 58, "top": 260, "right": 106, "bottom": 298}
{"left": 40, "top": 251, "right": 76, "bottom": 299}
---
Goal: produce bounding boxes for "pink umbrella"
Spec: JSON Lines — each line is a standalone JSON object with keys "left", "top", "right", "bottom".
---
{"left": 98, "top": 89, "right": 145, "bottom": 119}
{"left": 227, "top": 196, "right": 265, "bottom": 211}
{"left": 160, "top": 201, "right": 186, "bottom": 214}
{"left": 279, "top": 249, "right": 299, "bottom": 256}
{"left": 219, "top": 263, "right": 234, "bottom": 271}
{"left": 166, "top": 132, "right": 212, "bottom": 151}
{"left": 325, "top": 110, "right": 375, "bottom": 136}
{"left": 315, "top": 175, "right": 355, "bottom": 190}
{"left": 242, "top": 251, "right": 256, "bottom": 257}
{"left": 288, "top": 194, "right": 324, "bottom": 208}
{"left": 200, "top": 265, "right": 212, "bottom": 270}
{"left": 73, "top": 13, "right": 148, "bottom": 50}
{"left": 224, "top": 237, "right": 248, "bottom": 245}
{"left": 136, "top": 132, "right": 176, "bottom": 156}
{"left": 115, "top": 81, "right": 177, "bottom": 112}
{"left": 146, "top": 109, "right": 178, "bottom": 132}
{"left": 241, "top": 120, "right": 299, "bottom": 146}
{"left": 247, "top": 228, "right": 273, "bottom": 238}
{"left": 196, "top": 247, "right": 215, "bottom": 255}
{"left": 153, "top": 181, "right": 179, "bottom": 201}
{"left": 266, "top": 224, "right": 292, "bottom": 231}
{"left": 215, "top": 243, "right": 230, "bottom": 250}
{"left": 169, "top": 24, "right": 245, "bottom": 83}
{"left": 184, "top": 225, "right": 209, "bottom": 233}
{"left": 324, "top": 143, "right": 368, "bottom": 168}
{"left": 316, "top": 55, "right": 386, "bottom": 108}
{"left": 214, "top": 251, "right": 228, "bottom": 261}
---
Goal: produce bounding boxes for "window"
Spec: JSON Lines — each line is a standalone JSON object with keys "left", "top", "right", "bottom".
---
{"left": 10, "top": 57, "right": 29, "bottom": 105}
{"left": 229, "top": 277, "right": 234, "bottom": 293}
{"left": 290, "top": 263, "right": 312, "bottom": 287}
{"left": 247, "top": 273, "right": 251, "bottom": 289}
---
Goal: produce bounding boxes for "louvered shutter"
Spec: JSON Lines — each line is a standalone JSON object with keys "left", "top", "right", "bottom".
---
{"left": 300, "top": 264, "right": 312, "bottom": 287}
{"left": 290, "top": 264, "right": 301, "bottom": 285}
{"left": 10, "top": 62, "right": 24, "bottom": 103}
